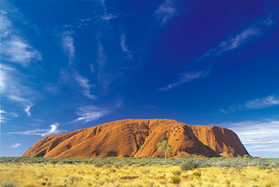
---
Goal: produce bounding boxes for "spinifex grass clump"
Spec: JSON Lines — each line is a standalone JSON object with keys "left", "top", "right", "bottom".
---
{"left": 170, "top": 175, "right": 181, "bottom": 184}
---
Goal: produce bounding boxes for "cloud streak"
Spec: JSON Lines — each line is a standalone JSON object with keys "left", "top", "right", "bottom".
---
{"left": 0, "top": 12, "right": 42, "bottom": 67}
{"left": 100, "top": 0, "right": 117, "bottom": 21}
{"left": 72, "top": 100, "right": 122, "bottom": 124}
{"left": 61, "top": 32, "right": 75, "bottom": 65}
{"left": 73, "top": 72, "right": 96, "bottom": 100}
{"left": 1, "top": 64, "right": 34, "bottom": 115}
{"left": 72, "top": 105, "right": 111, "bottom": 123}
{"left": 10, "top": 143, "right": 21, "bottom": 149}
{"left": 9, "top": 123, "right": 66, "bottom": 137}
{"left": 222, "top": 120, "right": 279, "bottom": 155}
{"left": 245, "top": 95, "right": 279, "bottom": 109}
{"left": 198, "top": 17, "right": 273, "bottom": 61}
{"left": 101, "top": 14, "right": 116, "bottom": 21}
{"left": 0, "top": 11, "right": 41, "bottom": 117}
{"left": 0, "top": 109, "right": 18, "bottom": 123}
{"left": 155, "top": 0, "right": 177, "bottom": 25}
{"left": 159, "top": 69, "right": 210, "bottom": 91}
{"left": 0, "top": 110, "right": 6, "bottom": 123}
{"left": 24, "top": 105, "right": 32, "bottom": 117}
{"left": 220, "top": 95, "right": 279, "bottom": 113}
{"left": 120, "top": 34, "right": 132, "bottom": 59}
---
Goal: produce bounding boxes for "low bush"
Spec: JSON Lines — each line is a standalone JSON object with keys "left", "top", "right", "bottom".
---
{"left": 109, "top": 168, "right": 117, "bottom": 173}
{"left": 172, "top": 169, "right": 182, "bottom": 176}
{"left": 180, "top": 159, "right": 198, "bottom": 170}
{"left": 170, "top": 176, "right": 181, "bottom": 184}
{"left": 94, "top": 162, "right": 104, "bottom": 167}
{"left": 192, "top": 171, "right": 201, "bottom": 177}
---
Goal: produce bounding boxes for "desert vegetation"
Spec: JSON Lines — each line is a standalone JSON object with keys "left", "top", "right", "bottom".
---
{"left": 157, "top": 140, "right": 173, "bottom": 165}
{"left": 0, "top": 157, "right": 278, "bottom": 187}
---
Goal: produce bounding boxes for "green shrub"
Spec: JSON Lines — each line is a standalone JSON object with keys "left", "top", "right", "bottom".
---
{"left": 172, "top": 169, "right": 182, "bottom": 176}
{"left": 94, "top": 161, "right": 104, "bottom": 167}
{"left": 109, "top": 168, "right": 117, "bottom": 173}
{"left": 170, "top": 176, "right": 181, "bottom": 184}
{"left": 180, "top": 159, "right": 198, "bottom": 170}
{"left": 192, "top": 171, "right": 201, "bottom": 177}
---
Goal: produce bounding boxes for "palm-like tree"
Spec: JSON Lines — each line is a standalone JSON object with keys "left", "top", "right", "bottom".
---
{"left": 157, "top": 140, "right": 172, "bottom": 165}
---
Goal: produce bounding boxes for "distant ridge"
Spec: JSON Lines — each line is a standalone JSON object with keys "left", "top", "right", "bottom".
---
{"left": 23, "top": 119, "right": 249, "bottom": 158}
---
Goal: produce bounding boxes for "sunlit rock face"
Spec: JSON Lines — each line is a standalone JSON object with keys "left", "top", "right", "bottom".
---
{"left": 23, "top": 119, "right": 249, "bottom": 158}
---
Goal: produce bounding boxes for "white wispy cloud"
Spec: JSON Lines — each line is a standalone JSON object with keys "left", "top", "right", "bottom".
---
{"left": 10, "top": 143, "right": 21, "bottom": 149}
{"left": 245, "top": 95, "right": 279, "bottom": 109}
{"left": 221, "top": 120, "right": 279, "bottom": 155}
{"left": 1, "top": 64, "right": 34, "bottom": 115}
{"left": 0, "top": 109, "right": 18, "bottom": 123}
{"left": 8, "top": 95, "right": 32, "bottom": 107}
{"left": 99, "top": 0, "right": 116, "bottom": 21}
{"left": 7, "top": 86, "right": 34, "bottom": 116}
{"left": 159, "top": 69, "right": 210, "bottom": 91}
{"left": 24, "top": 105, "right": 32, "bottom": 117}
{"left": 1, "top": 37, "right": 42, "bottom": 67}
{"left": 0, "top": 11, "right": 40, "bottom": 116}
{"left": 101, "top": 14, "right": 117, "bottom": 21}
{"left": 61, "top": 32, "right": 75, "bottom": 65}
{"left": 0, "top": 13, "right": 42, "bottom": 67}
{"left": 0, "top": 65, "right": 7, "bottom": 92}
{"left": 217, "top": 28, "right": 259, "bottom": 54}
{"left": 199, "top": 18, "right": 273, "bottom": 61}
{"left": 220, "top": 95, "right": 279, "bottom": 113}
{"left": 72, "top": 105, "right": 111, "bottom": 123}
{"left": 9, "top": 123, "right": 67, "bottom": 137}
{"left": 0, "top": 117, "right": 4, "bottom": 123}
{"left": 120, "top": 34, "right": 132, "bottom": 59}
{"left": 0, "top": 11, "right": 11, "bottom": 39}
{"left": 0, "top": 110, "right": 6, "bottom": 123}
{"left": 60, "top": 68, "right": 96, "bottom": 100}
{"left": 155, "top": 0, "right": 177, "bottom": 25}
{"left": 72, "top": 100, "right": 122, "bottom": 124}
{"left": 1, "top": 60, "right": 16, "bottom": 94}
{"left": 73, "top": 72, "right": 96, "bottom": 100}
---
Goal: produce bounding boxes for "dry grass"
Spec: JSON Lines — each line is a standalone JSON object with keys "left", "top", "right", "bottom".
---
{"left": 0, "top": 162, "right": 278, "bottom": 187}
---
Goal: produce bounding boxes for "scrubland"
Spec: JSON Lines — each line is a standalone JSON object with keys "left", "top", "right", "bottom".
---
{"left": 0, "top": 157, "right": 278, "bottom": 187}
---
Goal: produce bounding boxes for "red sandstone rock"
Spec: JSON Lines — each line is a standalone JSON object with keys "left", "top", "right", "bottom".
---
{"left": 23, "top": 119, "right": 249, "bottom": 158}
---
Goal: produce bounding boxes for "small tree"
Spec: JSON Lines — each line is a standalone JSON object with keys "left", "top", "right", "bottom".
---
{"left": 157, "top": 140, "right": 172, "bottom": 165}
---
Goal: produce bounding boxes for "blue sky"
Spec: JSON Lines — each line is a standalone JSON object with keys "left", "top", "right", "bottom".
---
{"left": 0, "top": 0, "right": 279, "bottom": 158}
